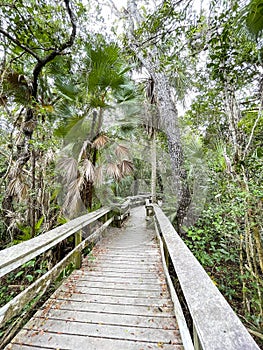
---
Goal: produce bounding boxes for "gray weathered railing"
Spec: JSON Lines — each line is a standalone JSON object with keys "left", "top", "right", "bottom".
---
{"left": 0, "top": 194, "right": 148, "bottom": 331}
{"left": 151, "top": 203, "right": 260, "bottom": 350}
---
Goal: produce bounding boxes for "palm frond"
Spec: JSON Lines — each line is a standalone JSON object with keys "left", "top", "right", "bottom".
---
{"left": 63, "top": 176, "right": 85, "bottom": 218}
{"left": 92, "top": 134, "right": 109, "bottom": 149}
{"left": 115, "top": 144, "right": 130, "bottom": 158}
{"left": 83, "top": 159, "right": 95, "bottom": 182}
{"left": 244, "top": 0, "right": 263, "bottom": 37}
{"left": 7, "top": 176, "right": 28, "bottom": 200}
{"left": 78, "top": 139, "right": 91, "bottom": 162}
{"left": 119, "top": 160, "right": 134, "bottom": 176}
{"left": 54, "top": 76, "right": 80, "bottom": 101}
{"left": 107, "top": 162, "right": 122, "bottom": 181}
{"left": 57, "top": 156, "right": 78, "bottom": 184}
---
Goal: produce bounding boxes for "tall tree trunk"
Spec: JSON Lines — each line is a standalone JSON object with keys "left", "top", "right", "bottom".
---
{"left": 118, "top": 0, "right": 192, "bottom": 230}
{"left": 151, "top": 129, "right": 157, "bottom": 203}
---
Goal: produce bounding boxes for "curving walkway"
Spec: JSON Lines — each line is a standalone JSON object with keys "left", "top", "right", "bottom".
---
{"left": 6, "top": 207, "right": 183, "bottom": 350}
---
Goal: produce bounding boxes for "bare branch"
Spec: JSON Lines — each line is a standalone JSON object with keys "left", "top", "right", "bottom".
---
{"left": 107, "top": 0, "right": 121, "bottom": 17}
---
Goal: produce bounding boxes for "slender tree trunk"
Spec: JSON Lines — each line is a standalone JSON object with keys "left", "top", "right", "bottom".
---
{"left": 151, "top": 130, "right": 157, "bottom": 203}
{"left": 31, "top": 148, "right": 36, "bottom": 236}
{"left": 223, "top": 72, "right": 241, "bottom": 160}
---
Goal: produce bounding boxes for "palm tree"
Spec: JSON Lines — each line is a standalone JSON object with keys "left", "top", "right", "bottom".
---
{"left": 54, "top": 37, "right": 136, "bottom": 216}
{"left": 57, "top": 130, "right": 134, "bottom": 218}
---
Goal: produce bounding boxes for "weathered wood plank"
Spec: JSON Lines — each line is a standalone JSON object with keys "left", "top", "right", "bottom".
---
{"left": 71, "top": 272, "right": 160, "bottom": 281}
{"left": 58, "top": 285, "right": 169, "bottom": 298}
{"left": 82, "top": 263, "right": 160, "bottom": 271}
{"left": 22, "top": 318, "right": 181, "bottom": 343}
{"left": 108, "top": 247, "right": 158, "bottom": 252}
{"left": 85, "top": 267, "right": 158, "bottom": 274}
{"left": 85, "top": 259, "right": 159, "bottom": 266}
{"left": 70, "top": 276, "right": 165, "bottom": 286}
{"left": 153, "top": 204, "right": 260, "bottom": 350}
{"left": 50, "top": 291, "right": 172, "bottom": 307}
{"left": 69, "top": 273, "right": 161, "bottom": 284}
{"left": 95, "top": 251, "right": 158, "bottom": 257}
{"left": 47, "top": 299, "right": 174, "bottom": 316}
{"left": 96, "top": 253, "right": 158, "bottom": 260}
{"left": 7, "top": 330, "right": 183, "bottom": 350}
{"left": 73, "top": 280, "right": 165, "bottom": 291}
{"left": 75, "top": 272, "right": 161, "bottom": 280}
{"left": 33, "top": 308, "right": 177, "bottom": 329}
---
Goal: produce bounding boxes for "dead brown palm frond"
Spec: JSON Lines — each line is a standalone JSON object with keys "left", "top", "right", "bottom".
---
{"left": 119, "top": 160, "right": 134, "bottom": 176}
{"left": 94, "top": 165, "right": 104, "bottom": 186}
{"left": 115, "top": 144, "right": 130, "bottom": 158}
{"left": 57, "top": 156, "right": 78, "bottom": 184}
{"left": 92, "top": 134, "right": 109, "bottom": 149}
{"left": 106, "top": 162, "right": 122, "bottom": 181}
{"left": 83, "top": 159, "right": 95, "bottom": 182}
{"left": 7, "top": 176, "right": 28, "bottom": 200}
{"left": 63, "top": 176, "right": 85, "bottom": 218}
{"left": 78, "top": 139, "right": 92, "bottom": 163}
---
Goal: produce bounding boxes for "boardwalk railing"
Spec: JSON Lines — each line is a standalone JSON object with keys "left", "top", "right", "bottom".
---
{"left": 0, "top": 194, "right": 148, "bottom": 333}
{"left": 151, "top": 203, "right": 260, "bottom": 350}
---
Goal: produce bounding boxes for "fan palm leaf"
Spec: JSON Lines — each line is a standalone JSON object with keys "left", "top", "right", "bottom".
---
{"left": 115, "top": 144, "right": 130, "bottom": 158}
{"left": 245, "top": 0, "right": 263, "bottom": 37}
{"left": 107, "top": 162, "right": 122, "bottom": 181}
{"left": 63, "top": 176, "right": 85, "bottom": 218}
{"left": 57, "top": 156, "right": 78, "bottom": 184}
{"left": 119, "top": 160, "right": 134, "bottom": 176}
{"left": 83, "top": 159, "right": 95, "bottom": 182}
{"left": 92, "top": 134, "right": 109, "bottom": 149}
{"left": 7, "top": 176, "right": 28, "bottom": 200}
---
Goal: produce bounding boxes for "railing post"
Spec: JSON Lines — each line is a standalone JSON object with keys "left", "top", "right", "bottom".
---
{"left": 74, "top": 230, "right": 82, "bottom": 269}
{"left": 104, "top": 213, "right": 108, "bottom": 233}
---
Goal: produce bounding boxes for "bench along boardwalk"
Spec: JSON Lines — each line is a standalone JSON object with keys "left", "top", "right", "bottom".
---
{"left": 5, "top": 207, "right": 184, "bottom": 350}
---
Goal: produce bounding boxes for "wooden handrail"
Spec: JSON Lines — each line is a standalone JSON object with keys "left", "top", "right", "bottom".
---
{"left": 0, "top": 207, "right": 110, "bottom": 279}
{"left": 0, "top": 195, "right": 149, "bottom": 332}
{"left": 153, "top": 204, "right": 260, "bottom": 350}
{"left": 0, "top": 217, "right": 114, "bottom": 328}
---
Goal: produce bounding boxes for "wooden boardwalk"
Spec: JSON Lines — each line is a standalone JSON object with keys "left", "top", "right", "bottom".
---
{"left": 6, "top": 207, "right": 183, "bottom": 350}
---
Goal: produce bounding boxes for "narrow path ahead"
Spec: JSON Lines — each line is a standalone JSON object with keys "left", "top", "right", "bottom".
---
{"left": 6, "top": 207, "right": 183, "bottom": 350}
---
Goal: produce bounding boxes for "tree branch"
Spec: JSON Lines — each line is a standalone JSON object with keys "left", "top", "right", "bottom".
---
{"left": 0, "top": 28, "right": 41, "bottom": 61}
{"left": 31, "top": 0, "right": 77, "bottom": 101}
{"left": 242, "top": 90, "right": 263, "bottom": 160}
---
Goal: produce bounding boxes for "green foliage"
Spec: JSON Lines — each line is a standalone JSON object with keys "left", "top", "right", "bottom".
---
{"left": 184, "top": 181, "right": 260, "bottom": 314}
{"left": 245, "top": 0, "right": 263, "bottom": 37}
